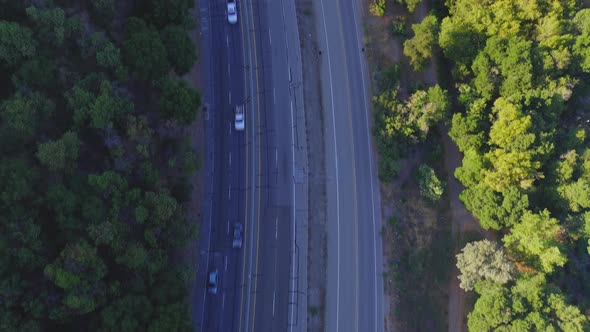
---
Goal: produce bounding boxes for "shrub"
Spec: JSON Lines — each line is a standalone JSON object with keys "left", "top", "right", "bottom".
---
{"left": 369, "top": 0, "right": 386, "bottom": 16}
{"left": 391, "top": 17, "right": 407, "bottom": 37}
{"left": 418, "top": 164, "right": 444, "bottom": 202}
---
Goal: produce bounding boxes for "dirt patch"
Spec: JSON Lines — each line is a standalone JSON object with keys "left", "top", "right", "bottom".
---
{"left": 294, "top": 0, "right": 328, "bottom": 330}
{"left": 381, "top": 144, "right": 453, "bottom": 332}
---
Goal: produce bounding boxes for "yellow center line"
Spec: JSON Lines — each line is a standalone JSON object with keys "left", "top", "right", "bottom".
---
{"left": 335, "top": 0, "right": 360, "bottom": 329}
{"left": 238, "top": 0, "right": 250, "bottom": 329}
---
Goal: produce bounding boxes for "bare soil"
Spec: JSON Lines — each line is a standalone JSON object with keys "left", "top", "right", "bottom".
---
{"left": 293, "top": 0, "right": 328, "bottom": 330}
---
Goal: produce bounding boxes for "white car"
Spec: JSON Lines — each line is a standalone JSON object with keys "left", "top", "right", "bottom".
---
{"left": 235, "top": 105, "right": 245, "bottom": 131}
{"left": 227, "top": 2, "right": 237, "bottom": 24}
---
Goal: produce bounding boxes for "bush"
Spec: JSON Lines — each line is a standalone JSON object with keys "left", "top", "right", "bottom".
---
{"left": 417, "top": 164, "right": 444, "bottom": 202}
{"left": 391, "top": 17, "right": 407, "bottom": 37}
{"left": 377, "top": 64, "right": 401, "bottom": 92}
{"left": 369, "top": 0, "right": 386, "bottom": 16}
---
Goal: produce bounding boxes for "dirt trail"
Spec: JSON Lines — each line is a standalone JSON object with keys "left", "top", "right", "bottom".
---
{"left": 443, "top": 127, "right": 498, "bottom": 332}
{"left": 411, "top": 2, "right": 497, "bottom": 331}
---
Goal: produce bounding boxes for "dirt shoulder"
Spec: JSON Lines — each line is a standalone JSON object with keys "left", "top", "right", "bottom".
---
{"left": 183, "top": 3, "right": 206, "bottom": 301}
{"left": 294, "top": 0, "right": 328, "bottom": 330}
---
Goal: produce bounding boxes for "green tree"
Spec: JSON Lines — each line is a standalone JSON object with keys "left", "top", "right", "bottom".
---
{"left": 396, "top": 0, "right": 421, "bottom": 13}
{"left": 417, "top": 164, "right": 444, "bottom": 202}
{"left": 147, "top": 303, "right": 192, "bottom": 332}
{"left": 438, "top": 17, "right": 485, "bottom": 73}
{"left": 26, "top": 6, "right": 67, "bottom": 46}
{"left": 558, "top": 179, "right": 590, "bottom": 212}
{"left": 159, "top": 77, "right": 201, "bottom": 125}
{"left": 90, "top": 80, "right": 133, "bottom": 129}
{"left": 11, "top": 57, "right": 57, "bottom": 91}
{"left": 504, "top": 210, "right": 566, "bottom": 273}
{"left": 145, "top": 0, "right": 193, "bottom": 27}
{"left": 123, "top": 18, "right": 169, "bottom": 81}
{"left": 483, "top": 98, "right": 541, "bottom": 191}
{"left": 456, "top": 240, "right": 515, "bottom": 291}
{"left": 0, "top": 159, "right": 38, "bottom": 208}
{"left": 573, "top": 33, "right": 590, "bottom": 73}
{"left": 161, "top": 25, "right": 196, "bottom": 75}
{"left": 36, "top": 131, "right": 80, "bottom": 172}
{"left": 1, "top": 95, "right": 39, "bottom": 138}
{"left": 468, "top": 275, "right": 588, "bottom": 331}
{"left": 99, "top": 295, "right": 152, "bottom": 332}
{"left": 44, "top": 241, "right": 107, "bottom": 315}
{"left": 403, "top": 14, "right": 439, "bottom": 70}
{"left": 448, "top": 109, "right": 487, "bottom": 153}
{"left": 96, "top": 41, "right": 122, "bottom": 69}
{"left": 0, "top": 21, "right": 36, "bottom": 65}
{"left": 90, "top": 0, "right": 115, "bottom": 18}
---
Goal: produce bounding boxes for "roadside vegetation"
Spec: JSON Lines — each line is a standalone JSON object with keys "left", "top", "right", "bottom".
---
{"left": 371, "top": 0, "right": 590, "bottom": 330}
{"left": 0, "top": 0, "right": 200, "bottom": 330}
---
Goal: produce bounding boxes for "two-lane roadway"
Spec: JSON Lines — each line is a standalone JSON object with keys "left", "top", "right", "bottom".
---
{"left": 315, "top": 0, "right": 386, "bottom": 330}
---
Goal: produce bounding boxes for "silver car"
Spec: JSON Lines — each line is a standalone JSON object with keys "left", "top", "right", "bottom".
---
{"left": 233, "top": 223, "right": 243, "bottom": 249}
{"left": 235, "top": 105, "right": 245, "bottom": 131}
{"left": 227, "top": 1, "right": 237, "bottom": 24}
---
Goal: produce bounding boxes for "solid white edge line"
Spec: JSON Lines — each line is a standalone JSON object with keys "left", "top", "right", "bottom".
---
{"left": 319, "top": 0, "right": 341, "bottom": 330}
{"left": 245, "top": 0, "right": 257, "bottom": 327}
{"left": 200, "top": 178, "right": 215, "bottom": 327}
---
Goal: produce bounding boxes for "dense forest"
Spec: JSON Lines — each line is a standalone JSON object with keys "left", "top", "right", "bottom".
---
{"left": 375, "top": 0, "right": 590, "bottom": 330}
{"left": 0, "top": 0, "right": 201, "bottom": 330}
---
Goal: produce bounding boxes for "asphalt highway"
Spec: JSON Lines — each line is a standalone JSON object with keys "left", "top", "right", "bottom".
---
{"left": 192, "top": 0, "right": 306, "bottom": 329}
{"left": 315, "top": 0, "right": 386, "bottom": 330}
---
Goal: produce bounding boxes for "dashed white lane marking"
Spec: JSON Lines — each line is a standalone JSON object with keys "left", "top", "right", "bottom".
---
{"left": 275, "top": 217, "right": 278, "bottom": 239}
{"left": 229, "top": 90, "right": 232, "bottom": 104}
{"left": 225, "top": 255, "right": 228, "bottom": 271}
{"left": 227, "top": 219, "right": 230, "bottom": 235}
{"left": 228, "top": 184, "right": 231, "bottom": 200}
{"left": 272, "top": 291, "right": 276, "bottom": 317}
{"left": 268, "top": 29, "right": 272, "bottom": 46}
{"left": 273, "top": 87, "right": 276, "bottom": 106}
{"left": 275, "top": 148, "right": 278, "bottom": 169}
{"left": 226, "top": 34, "right": 229, "bottom": 48}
